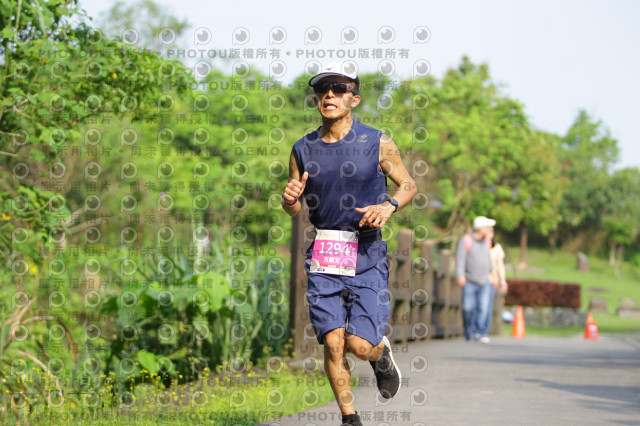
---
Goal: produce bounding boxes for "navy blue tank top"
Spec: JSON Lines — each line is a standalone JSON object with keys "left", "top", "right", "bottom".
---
{"left": 291, "top": 121, "right": 388, "bottom": 231}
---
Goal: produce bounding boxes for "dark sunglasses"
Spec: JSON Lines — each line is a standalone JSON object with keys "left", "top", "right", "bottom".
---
{"left": 312, "top": 82, "right": 358, "bottom": 95}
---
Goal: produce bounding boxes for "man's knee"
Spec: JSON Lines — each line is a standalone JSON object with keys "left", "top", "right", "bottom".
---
{"left": 345, "top": 335, "right": 374, "bottom": 360}
{"left": 324, "top": 329, "right": 346, "bottom": 360}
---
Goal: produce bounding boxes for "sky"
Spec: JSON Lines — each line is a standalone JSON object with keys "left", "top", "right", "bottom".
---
{"left": 78, "top": 0, "right": 640, "bottom": 169}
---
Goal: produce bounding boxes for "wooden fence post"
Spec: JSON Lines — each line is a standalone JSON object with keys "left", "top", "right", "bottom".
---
{"left": 289, "top": 200, "right": 318, "bottom": 359}
{"left": 431, "top": 249, "right": 452, "bottom": 338}
{"left": 411, "top": 240, "right": 435, "bottom": 340}
{"left": 387, "top": 229, "right": 413, "bottom": 344}
{"left": 447, "top": 249, "right": 463, "bottom": 337}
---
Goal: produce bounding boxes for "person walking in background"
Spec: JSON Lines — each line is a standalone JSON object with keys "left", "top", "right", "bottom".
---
{"left": 486, "top": 228, "right": 508, "bottom": 336}
{"left": 456, "top": 216, "right": 498, "bottom": 343}
{"left": 282, "top": 63, "right": 417, "bottom": 426}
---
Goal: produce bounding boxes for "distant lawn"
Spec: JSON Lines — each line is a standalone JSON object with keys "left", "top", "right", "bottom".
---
{"left": 500, "top": 246, "right": 640, "bottom": 337}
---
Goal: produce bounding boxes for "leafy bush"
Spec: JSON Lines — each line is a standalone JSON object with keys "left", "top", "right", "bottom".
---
{"left": 0, "top": 0, "right": 193, "bottom": 412}
{"left": 98, "top": 231, "right": 290, "bottom": 396}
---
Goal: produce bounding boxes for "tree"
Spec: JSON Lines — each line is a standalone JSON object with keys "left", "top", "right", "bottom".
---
{"left": 97, "top": 0, "right": 189, "bottom": 51}
{"left": 400, "top": 57, "right": 532, "bottom": 241}
{"left": 556, "top": 110, "right": 619, "bottom": 246}
{"left": 507, "top": 131, "right": 566, "bottom": 264}
{"left": 601, "top": 168, "right": 640, "bottom": 276}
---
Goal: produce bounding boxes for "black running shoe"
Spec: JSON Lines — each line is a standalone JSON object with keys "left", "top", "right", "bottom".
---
{"left": 369, "top": 336, "right": 401, "bottom": 399}
{"left": 341, "top": 412, "right": 363, "bottom": 426}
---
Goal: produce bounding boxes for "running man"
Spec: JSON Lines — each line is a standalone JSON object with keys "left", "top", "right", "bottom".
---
{"left": 282, "top": 63, "right": 418, "bottom": 426}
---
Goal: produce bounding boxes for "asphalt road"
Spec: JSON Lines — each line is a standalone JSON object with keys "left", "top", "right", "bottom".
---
{"left": 257, "top": 333, "right": 640, "bottom": 426}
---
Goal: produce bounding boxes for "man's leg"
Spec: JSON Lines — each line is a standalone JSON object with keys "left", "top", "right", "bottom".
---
{"left": 462, "top": 282, "right": 478, "bottom": 340}
{"left": 324, "top": 327, "right": 355, "bottom": 415}
{"left": 345, "top": 333, "right": 384, "bottom": 361}
{"left": 476, "top": 284, "right": 494, "bottom": 338}
{"left": 346, "top": 332, "right": 401, "bottom": 399}
{"left": 343, "top": 280, "right": 400, "bottom": 400}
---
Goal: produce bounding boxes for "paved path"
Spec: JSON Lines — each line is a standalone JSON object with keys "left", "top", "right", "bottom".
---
{"left": 257, "top": 334, "right": 640, "bottom": 426}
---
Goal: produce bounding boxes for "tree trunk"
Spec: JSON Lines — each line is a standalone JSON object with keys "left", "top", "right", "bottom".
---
{"left": 519, "top": 223, "right": 528, "bottom": 268}
{"left": 609, "top": 242, "right": 616, "bottom": 266}
{"left": 615, "top": 245, "right": 624, "bottom": 278}
{"left": 548, "top": 230, "right": 558, "bottom": 255}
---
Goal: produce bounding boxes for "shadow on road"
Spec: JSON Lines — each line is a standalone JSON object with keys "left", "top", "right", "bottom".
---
{"left": 518, "top": 378, "right": 640, "bottom": 416}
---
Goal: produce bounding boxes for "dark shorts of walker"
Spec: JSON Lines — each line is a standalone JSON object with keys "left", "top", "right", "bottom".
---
{"left": 305, "top": 237, "right": 390, "bottom": 347}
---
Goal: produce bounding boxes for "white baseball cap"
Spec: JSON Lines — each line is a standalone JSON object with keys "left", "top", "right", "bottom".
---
{"left": 308, "top": 62, "right": 360, "bottom": 90}
{"left": 473, "top": 216, "right": 496, "bottom": 230}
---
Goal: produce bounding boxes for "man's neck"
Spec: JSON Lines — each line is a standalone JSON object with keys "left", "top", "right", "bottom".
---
{"left": 473, "top": 230, "right": 484, "bottom": 240}
{"left": 320, "top": 117, "right": 353, "bottom": 143}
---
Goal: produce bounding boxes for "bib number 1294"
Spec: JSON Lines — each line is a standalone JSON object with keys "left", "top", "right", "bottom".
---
{"left": 309, "top": 230, "right": 358, "bottom": 276}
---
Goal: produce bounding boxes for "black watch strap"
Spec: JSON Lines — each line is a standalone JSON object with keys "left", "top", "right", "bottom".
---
{"left": 388, "top": 197, "right": 399, "bottom": 212}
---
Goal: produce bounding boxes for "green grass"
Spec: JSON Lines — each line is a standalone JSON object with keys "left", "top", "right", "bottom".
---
{"left": 5, "top": 365, "right": 339, "bottom": 426}
{"left": 500, "top": 246, "right": 640, "bottom": 337}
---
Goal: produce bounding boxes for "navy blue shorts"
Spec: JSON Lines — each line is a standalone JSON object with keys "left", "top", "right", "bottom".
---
{"left": 304, "top": 239, "right": 390, "bottom": 346}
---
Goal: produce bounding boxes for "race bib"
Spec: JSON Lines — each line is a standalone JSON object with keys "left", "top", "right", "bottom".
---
{"left": 309, "top": 229, "right": 358, "bottom": 276}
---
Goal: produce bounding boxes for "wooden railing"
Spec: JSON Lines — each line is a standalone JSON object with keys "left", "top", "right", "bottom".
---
{"left": 289, "top": 202, "right": 502, "bottom": 359}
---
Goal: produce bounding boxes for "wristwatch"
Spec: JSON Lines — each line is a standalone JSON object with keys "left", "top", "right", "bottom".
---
{"left": 387, "top": 197, "right": 399, "bottom": 212}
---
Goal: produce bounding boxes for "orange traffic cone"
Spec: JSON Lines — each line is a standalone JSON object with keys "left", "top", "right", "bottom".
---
{"left": 584, "top": 312, "right": 599, "bottom": 340}
{"left": 512, "top": 306, "right": 525, "bottom": 338}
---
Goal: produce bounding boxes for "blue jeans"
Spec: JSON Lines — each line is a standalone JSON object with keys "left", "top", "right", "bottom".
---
{"left": 462, "top": 281, "right": 493, "bottom": 339}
